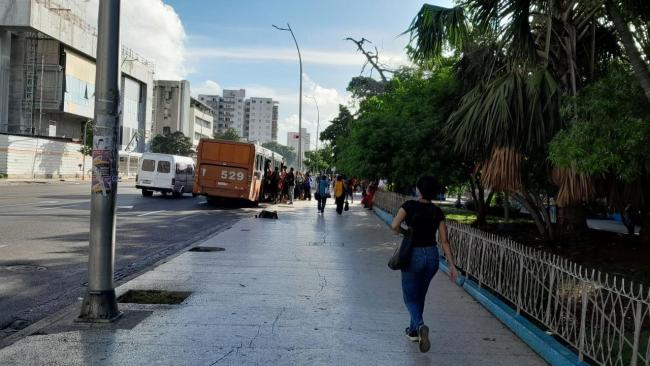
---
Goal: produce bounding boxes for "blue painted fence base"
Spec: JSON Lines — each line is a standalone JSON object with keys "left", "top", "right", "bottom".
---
{"left": 373, "top": 207, "right": 588, "bottom": 366}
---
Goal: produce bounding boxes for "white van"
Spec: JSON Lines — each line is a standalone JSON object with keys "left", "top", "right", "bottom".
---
{"left": 136, "top": 153, "right": 195, "bottom": 198}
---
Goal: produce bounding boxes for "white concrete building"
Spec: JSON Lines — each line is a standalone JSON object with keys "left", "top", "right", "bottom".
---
{"left": 220, "top": 89, "right": 246, "bottom": 137}
{"left": 287, "top": 128, "right": 311, "bottom": 161}
{"left": 197, "top": 94, "right": 221, "bottom": 133}
{"left": 244, "top": 97, "right": 275, "bottom": 144}
{"left": 152, "top": 80, "right": 191, "bottom": 137}
{"left": 189, "top": 98, "right": 215, "bottom": 148}
{"left": 199, "top": 91, "right": 279, "bottom": 143}
{"left": 0, "top": 0, "right": 155, "bottom": 179}
{"left": 0, "top": 0, "right": 154, "bottom": 144}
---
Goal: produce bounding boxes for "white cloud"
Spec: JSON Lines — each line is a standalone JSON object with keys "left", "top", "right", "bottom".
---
{"left": 192, "top": 80, "right": 222, "bottom": 97}
{"left": 279, "top": 74, "right": 350, "bottom": 147}
{"left": 187, "top": 47, "right": 410, "bottom": 69}
{"left": 86, "top": 0, "right": 188, "bottom": 79}
{"left": 192, "top": 73, "right": 350, "bottom": 147}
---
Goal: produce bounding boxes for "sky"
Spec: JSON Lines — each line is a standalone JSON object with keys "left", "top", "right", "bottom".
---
{"left": 88, "top": 0, "right": 455, "bottom": 147}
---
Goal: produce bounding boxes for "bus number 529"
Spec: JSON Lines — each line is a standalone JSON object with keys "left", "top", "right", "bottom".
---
{"left": 221, "top": 170, "right": 245, "bottom": 181}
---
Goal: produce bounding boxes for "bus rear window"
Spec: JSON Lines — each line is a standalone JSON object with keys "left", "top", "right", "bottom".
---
{"left": 157, "top": 161, "right": 171, "bottom": 173}
{"left": 141, "top": 159, "right": 155, "bottom": 172}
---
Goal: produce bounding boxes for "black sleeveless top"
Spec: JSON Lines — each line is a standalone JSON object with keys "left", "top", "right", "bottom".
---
{"left": 401, "top": 200, "right": 445, "bottom": 247}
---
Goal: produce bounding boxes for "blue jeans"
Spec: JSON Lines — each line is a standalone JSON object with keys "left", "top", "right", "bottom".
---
{"left": 317, "top": 197, "right": 327, "bottom": 212}
{"left": 401, "top": 246, "right": 439, "bottom": 332}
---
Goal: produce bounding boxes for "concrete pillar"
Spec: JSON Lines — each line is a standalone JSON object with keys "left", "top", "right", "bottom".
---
{"left": 0, "top": 30, "right": 11, "bottom": 131}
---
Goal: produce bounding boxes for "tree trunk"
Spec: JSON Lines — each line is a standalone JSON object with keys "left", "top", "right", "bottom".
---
{"left": 513, "top": 192, "right": 548, "bottom": 238}
{"left": 531, "top": 191, "right": 555, "bottom": 240}
{"left": 557, "top": 205, "right": 588, "bottom": 233}
{"left": 469, "top": 173, "right": 488, "bottom": 226}
{"left": 606, "top": 1, "right": 650, "bottom": 103}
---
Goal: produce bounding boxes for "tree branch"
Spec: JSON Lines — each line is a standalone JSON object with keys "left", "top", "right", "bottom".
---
{"left": 345, "top": 37, "right": 395, "bottom": 82}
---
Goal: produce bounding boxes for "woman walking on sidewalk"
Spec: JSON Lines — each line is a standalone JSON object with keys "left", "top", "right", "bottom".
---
{"left": 334, "top": 175, "right": 346, "bottom": 215}
{"left": 390, "top": 176, "right": 459, "bottom": 353}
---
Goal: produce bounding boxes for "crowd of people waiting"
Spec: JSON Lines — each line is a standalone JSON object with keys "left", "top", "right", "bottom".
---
{"left": 260, "top": 160, "right": 379, "bottom": 213}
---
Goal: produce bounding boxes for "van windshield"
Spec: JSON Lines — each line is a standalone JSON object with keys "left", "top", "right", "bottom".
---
{"left": 157, "top": 161, "right": 171, "bottom": 173}
{"left": 141, "top": 159, "right": 155, "bottom": 172}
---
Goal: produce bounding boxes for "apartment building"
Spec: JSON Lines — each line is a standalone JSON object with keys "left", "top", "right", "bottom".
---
{"left": 244, "top": 97, "right": 274, "bottom": 144}
{"left": 199, "top": 90, "right": 278, "bottom": 143}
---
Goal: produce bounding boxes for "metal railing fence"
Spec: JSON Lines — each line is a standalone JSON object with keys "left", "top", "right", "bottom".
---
{"left": 374, "top": 191, "right": 650, "bottom": 366}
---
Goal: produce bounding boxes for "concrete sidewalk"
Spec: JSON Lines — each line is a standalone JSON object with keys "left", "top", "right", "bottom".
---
{"left": 0, "top": 199, "right": 546, "bottom": 365}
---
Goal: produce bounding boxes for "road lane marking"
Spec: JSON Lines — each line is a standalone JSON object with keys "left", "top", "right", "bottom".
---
{"left": 137, "top": 210, "right": 165, "bottom": 217}
{"left": 0, "top": 245, "right": 7, "bottom": 249}
{"left": 175, "top": 215, "right": 193, "bottom": 222}
{"left": 118, "top": 205, "right": 134, "bottom": 209}
{"left": 36, "top": 202, "right": 88, "bottom": 211}
{"left": 0, "top": 200, "right": 59, "bottom": 209}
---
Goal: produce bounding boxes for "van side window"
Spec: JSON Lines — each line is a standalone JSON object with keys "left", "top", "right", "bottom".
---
{"left": 141, "top": 159, "right": 155, "bottom": 172}
{"left": 157, "top": 161, "right": 171, "bottom": 173}
{"left": 176, "top": 162, "right": 187, "bottom": 174}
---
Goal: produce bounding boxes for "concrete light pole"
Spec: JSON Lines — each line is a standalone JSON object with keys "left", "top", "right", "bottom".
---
{"left": 307, "top": 95, "right": 319, "bottom": 172}
{"left": 78, "top": 0, "right": 122, "bottom": 322}
{"left": 272, "top": 23, "right": 303, "bottom": 171}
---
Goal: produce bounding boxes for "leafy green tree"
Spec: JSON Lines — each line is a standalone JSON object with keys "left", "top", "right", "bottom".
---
{"left": 405, "top": 1, "right": 627, "bottom": 236}
{"left": 346, "top": 76, "right": 387, "bottom": 99}
{"left": 304, "top": 144, "right": 334, "bottom": 173}
{"left": 336, "top": 66, "right": 466, "bottom": 195}
{"left": 549, "top": 62, "right": 650, "bottom": 239}
{"left": 150, "top": 131, "right": 194, "bottom": 156}
{"left": 262, "top": 142, "right": 296, "bottom": 167}
{"left": 79, "top": 120, "right": 93, "bottom": 156}
{"left": 319, "top": 105, "right": 354, "bottom": 160}
{"left": 214, "top": 128, "right": 240, "bottom": 141}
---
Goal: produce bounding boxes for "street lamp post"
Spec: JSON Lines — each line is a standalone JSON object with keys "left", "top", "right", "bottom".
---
{"left": 272, "top": 23, "right": 303, "bottom": 171}
{"left": 307, "top": 95, "right": 320, "bottom": 172}
{"left": 78, "top": 0, "right": 121, "bottom": 322}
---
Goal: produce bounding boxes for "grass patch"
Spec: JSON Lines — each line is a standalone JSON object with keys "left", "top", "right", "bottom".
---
{"left": 440, "top": 206, "right": 534, "bottom": 225}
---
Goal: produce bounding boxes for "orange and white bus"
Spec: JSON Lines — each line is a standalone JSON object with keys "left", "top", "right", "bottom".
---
{"left": 193, "top": 139, "right": 284, "bottom": 203}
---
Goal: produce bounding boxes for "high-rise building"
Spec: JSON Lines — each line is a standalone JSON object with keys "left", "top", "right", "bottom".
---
{"left": 272, "top": 102, "right": 279, "bottom": 142}
{"left": 199, "top": 90, "right": 278, "bottom": 143}
{"left": 244, "top": 97, "right": 275, "bottom": 144}
{"left": 221, "top": 89, "right": 246, "bottom": 136}
{"left": 287, "top": 128, "right": 311, "bottom": 161}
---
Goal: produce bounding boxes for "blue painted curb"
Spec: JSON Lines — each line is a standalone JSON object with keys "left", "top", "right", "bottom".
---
{"left": 373, "top": 207, "right": 587, "bottom": 366}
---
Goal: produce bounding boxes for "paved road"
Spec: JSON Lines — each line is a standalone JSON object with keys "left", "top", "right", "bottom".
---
{"left": 0, "top": 181, "right": 256, "bottom": 338}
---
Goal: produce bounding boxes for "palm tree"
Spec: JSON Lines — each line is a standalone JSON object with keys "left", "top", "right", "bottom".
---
{"left": 406, "top": 0, "right": 627, "bottom": 237}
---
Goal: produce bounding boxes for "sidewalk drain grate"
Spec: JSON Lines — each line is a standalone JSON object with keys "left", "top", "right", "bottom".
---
{"left": 1, "top": 264, "right": 47, "bottom": 272}
{"left": 309, "top": 242, "right": 345, "bottom": 247}
{"left": 189, "top": 246, "right": 225, "bottom": 252}
{"left": 117, "top": 290, "right": 191, "bottom": 304}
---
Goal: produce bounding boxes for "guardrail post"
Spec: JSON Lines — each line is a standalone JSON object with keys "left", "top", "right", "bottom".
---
{"left": 517, "top": 254, "right": 524, "bottom": 315}
{"left": 497, "top": 245, "right": 504, "bottom": 293}
{"left": 466, "top": 236, "right": 474, "bottom": 275}
{"left": 478, "top": 238, "right": 486, "bottom": 288}
{"left": 578, "top": 284, "right": 588, "bottom": 362}
{"left": 544, "top": 268, "right": 556, "bottom": 325}
{"left": 631, "top": 299, "right": 642, "bottom": 366}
